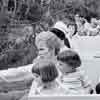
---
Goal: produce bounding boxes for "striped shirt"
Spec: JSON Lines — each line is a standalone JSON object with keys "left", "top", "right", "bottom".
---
{"left": 59, "top": 69, "right": 91, "bottom": 94}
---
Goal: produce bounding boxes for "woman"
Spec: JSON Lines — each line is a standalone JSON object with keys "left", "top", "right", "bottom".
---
{"left": 50, "top": 21, "right": 78, "bottom": 53}
{"left": 50, "top": 21, "right": 71, "bottom": 49}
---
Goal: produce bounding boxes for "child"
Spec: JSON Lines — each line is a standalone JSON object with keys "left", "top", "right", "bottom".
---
{"left": 57, "top": 50, "right": 93, "bottom": 94}
{"left": 29, "top": 60, "right": 68, "bottom": 97}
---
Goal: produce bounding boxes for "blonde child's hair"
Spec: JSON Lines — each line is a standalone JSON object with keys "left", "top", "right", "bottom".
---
{"left": 35, "top": 31, "right": 61, "bottom": 55}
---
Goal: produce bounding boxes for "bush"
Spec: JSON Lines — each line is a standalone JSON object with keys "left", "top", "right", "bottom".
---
{"left": 0, "top": 36, "right": 38, "bottom": 70}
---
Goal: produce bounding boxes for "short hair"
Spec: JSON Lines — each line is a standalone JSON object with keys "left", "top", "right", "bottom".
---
{"left": 57, "top": 50, "right": 81, "bottom": 68}
{"left": 96, "top": 83, "right": 100, "bottom": 94}
{"left": 41, "top": 61, "right": 58, "bottom": 83}
{"left": 34, "top": 59, "right": 58, "bottom": 83}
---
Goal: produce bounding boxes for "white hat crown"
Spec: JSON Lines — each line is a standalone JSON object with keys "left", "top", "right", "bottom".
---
{"left": 53, "top": 21, "right": 68, "bottom": 34}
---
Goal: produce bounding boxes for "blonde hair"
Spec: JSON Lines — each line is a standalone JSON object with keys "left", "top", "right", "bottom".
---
{"left": 35, "top": 31, "right": 61, "bottom": 55}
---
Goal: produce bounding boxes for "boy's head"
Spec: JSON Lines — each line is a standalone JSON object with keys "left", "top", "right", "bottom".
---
{"left": 57, "top": 50, "right": 81, "bottom": 73}
{"left": 32, "top": 59, "right": 58, "bottom": 83}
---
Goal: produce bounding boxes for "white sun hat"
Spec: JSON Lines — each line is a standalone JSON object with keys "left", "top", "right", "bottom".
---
{"left": 53, "top": 21, "right": 68, "bottom": 35}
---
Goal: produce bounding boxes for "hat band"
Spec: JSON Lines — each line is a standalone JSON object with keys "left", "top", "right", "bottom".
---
{"left": 50, "top": 28, "right": 65, "bottom": 40}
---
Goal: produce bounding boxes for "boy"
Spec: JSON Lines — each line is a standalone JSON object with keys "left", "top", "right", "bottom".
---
{"left": 57, "top": 50, "right": 93, "bottom": 94}
{"left": 29, "top": 60, "right": 68, "bottom": 96}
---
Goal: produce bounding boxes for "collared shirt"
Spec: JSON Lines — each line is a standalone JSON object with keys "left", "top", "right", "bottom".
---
{"left": 59, "top": 69, "right": 91, "bottom": 94}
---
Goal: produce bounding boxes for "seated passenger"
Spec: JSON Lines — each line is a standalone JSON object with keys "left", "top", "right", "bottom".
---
{"left": 29, "top": 60, "right": 68, "bottom": 96}
{"left": 57, "top": 50, "right": 93, "bottom": 94}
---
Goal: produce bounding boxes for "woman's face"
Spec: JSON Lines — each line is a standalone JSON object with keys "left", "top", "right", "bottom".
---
{"left": 67, "top": 25, "right": 75, "bottom": 38}
{"left": 37, "top": 40, "right": 55, "bottom": 59}
{"left": 37, "top": 41, "right": 49, "bottom": 56}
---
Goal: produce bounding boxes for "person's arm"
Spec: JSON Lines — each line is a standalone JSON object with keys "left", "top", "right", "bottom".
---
{"left": 0, "top": 64, "right": 34, "bottom": 83}
{"left": 80, "top": 71, "right": 94, "bottom": 94}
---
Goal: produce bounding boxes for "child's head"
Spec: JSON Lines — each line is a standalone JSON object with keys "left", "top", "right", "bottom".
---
{"left": 57, "top": 50, "right": 81, "bottom": 73}
{"left": 35, "top": 31, "right": 61, "bottom": 56}
{"left": 96, "top": 82, "right": 100, "bottom": 94}
{"left": 32, "top": 59, "right": 58, "bottom": 83}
